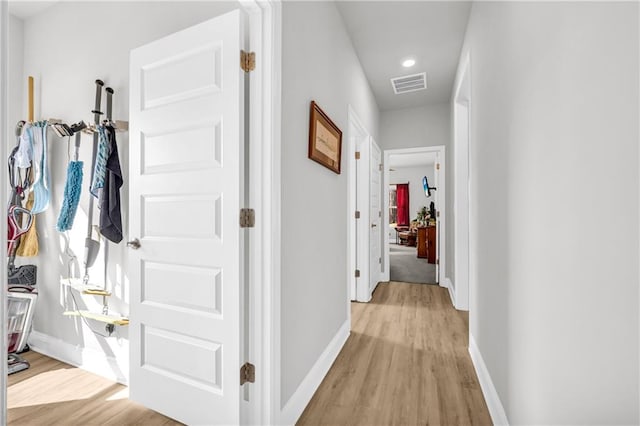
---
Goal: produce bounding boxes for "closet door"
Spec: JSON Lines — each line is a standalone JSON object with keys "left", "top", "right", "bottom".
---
{"left": 129, "top": 10, "right": 245, "bottom": 425}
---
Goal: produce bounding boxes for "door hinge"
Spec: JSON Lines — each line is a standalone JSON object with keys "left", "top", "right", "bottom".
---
{"left": 240, "top": 362, "right": 255, "bottom": 385}
{"left": 378, "top": 257, "right": 382, "bottom": 264}
{"left": 379, "top": 210, "right": 382, "bottom": 218}
{"left": 436, "top": 259, "right": 440, "bottom": 265}
{"left": 241, "top": 50, "right": 256, "bottom": 73}
{"left": 355, "top": 151, "right": 361, "bottom": 160}
{"left": 436, "top": 163, "right": 440, "bottom": 170}
{"left": 240, "top": 208, "right": 255, "bottom": 228}
{"left": 355, "top": 269, "right": 361, "bottom": 278}
{"left": 437, "top": 211, "right": 440, "bottom": 218}
{"left": 355, "top": 211, "right": 361, "bottom": 219}
{"left": 379, "top": 163, "right": 383, "bottom": 171}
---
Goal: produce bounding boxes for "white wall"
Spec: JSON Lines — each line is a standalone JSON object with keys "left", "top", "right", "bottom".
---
{"left": 389, "top": 165, "right": 435, "bottom": 222}
{"left": 461, "top": 2, "right": 639, "bottom": 424}
{"left": 280, "top": 0, "right": 379, "bottom": 408}
{"left": 8, "top": 15, "right": 23, "bottom": 149}
{"left": 379, "top": 103, "right": 449, "bottom": 151}
{"left": 380, "top": 103, "right": 455, "bottom": 284}
{"left": 16, "top": 1, "right": 241, "bottom": 382}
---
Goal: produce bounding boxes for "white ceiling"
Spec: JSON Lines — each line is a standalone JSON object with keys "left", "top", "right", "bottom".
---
{"left": 8, "top": 1, "right": 59, "bottom": 19}
{"left": 388, "top": 152, "right": 436, "bottom": 169}
{"left": 336, "top": 1, "right": 471, "bottom": 111}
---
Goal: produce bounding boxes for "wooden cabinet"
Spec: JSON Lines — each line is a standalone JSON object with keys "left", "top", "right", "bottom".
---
{"left": 426, "top": 226, "right": 436, "bottom": 264}
{"left": 417, "top": 226, "right": 437, "bottom": 263}
{"left": 417, "top": 227, "right": 427, "bottom": 258}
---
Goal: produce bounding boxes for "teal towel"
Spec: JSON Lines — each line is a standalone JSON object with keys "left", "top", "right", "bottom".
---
{"left": 56, "top": 161, "right": 83, "bottom": 232}
{"left": 90, "top": 126, "right": 109, "bottom": 198}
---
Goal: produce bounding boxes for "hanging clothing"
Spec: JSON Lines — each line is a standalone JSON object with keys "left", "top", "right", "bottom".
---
{"left": 99, "top": 125, "right": 123, "bottom": 243}
{"left": 30, "top": 122, "right": 50, "bottom": 214}
{"left": 90, "top": 126, "right": 109, "bottom": 199}
{"left": 396, "top": 183, "right": 410, "bottom": 226}
{"left": 13, "top": 124, "right": 33, "bottom": 169}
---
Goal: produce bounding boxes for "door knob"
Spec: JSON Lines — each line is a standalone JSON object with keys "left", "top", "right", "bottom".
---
{"left": 371, "top": 223, "right": 377, "bottom": 228}
{"left": 127, "top": 238, "right": 141, "bottom": 250}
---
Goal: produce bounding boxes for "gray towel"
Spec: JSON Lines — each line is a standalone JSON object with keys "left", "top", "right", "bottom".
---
{"left": 99, "top": 125, "right": 123, "bottom": 243}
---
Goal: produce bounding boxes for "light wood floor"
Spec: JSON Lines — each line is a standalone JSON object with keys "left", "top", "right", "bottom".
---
{"left": 7, "top": 351, "right": 181, "bottom": 425}
{"left": 298, "top": 282, "right": 492, "bottom": 426}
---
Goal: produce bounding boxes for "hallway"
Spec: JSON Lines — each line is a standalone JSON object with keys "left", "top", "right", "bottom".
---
{"left": 298, "top": 282, "right": 491, "bottom": 425}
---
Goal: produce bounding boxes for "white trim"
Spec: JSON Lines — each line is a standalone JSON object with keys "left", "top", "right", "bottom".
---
{"left": 249, "top": 1, "right": 281, "bottom": 425}
{"left": 279, "top": 321, "right": 350, "bottom": 426}
{"left": 0, "top": 1, "right": 8, "bottom": 421}
{"left": 382, "top": 146, "right": 446, "bottom": 286}
{"left": 444, "top": 277, "right": 456, "bottom": 308}
{"left": 259, "top": 1, "right": 281, "bottom": 424}
{"left": 347, "top": 105, "right": 372, "bottom": 303}
{"left": 468, "top": 334, "right": 509, "bottom": 426}
{"left": 452, "top": 50, "right": 471, "bottom": 312}
{"left": 28, "top": 331, "right": 128, "bottom": 385}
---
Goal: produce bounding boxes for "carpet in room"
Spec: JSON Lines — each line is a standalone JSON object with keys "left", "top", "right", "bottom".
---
{"left": 389, "top": 244, "right": 437, "bottom": 284}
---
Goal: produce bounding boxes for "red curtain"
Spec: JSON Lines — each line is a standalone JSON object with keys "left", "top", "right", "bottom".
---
{"left": 396, "top": 184, "right": 410, "bottom": 226}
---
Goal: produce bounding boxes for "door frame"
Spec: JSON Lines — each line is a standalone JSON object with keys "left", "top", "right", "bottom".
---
{"left": 1, "top": 0, "right": 8, "bottom": 420}
{"left": 382, "top": 146, "right": 446, "bottom": 289}
{"left": 347, "top": 105, "right": 374, "bottom": 303}
{"left": 452, "top": 51, "right": 471, "bottom": 311}
{"left": 368, "top": 137, "right": 383, "bottom": 295}
{"left": 241, "top": 1, "right": 281, "bottom": 424}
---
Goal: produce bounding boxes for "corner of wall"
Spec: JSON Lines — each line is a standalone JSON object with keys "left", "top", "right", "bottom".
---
{"left": 279, "top": 321, "right": 349, "bottom": 425}
{"left": 468, "top": 333, "right": 509, "bottom": 426}
{"left": 28, "top": 330, "right": 129, "bottom": 385}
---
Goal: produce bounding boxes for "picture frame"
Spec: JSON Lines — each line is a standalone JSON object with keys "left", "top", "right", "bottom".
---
{"left": 308, "top": 100, "right": 343, "bottom": 174}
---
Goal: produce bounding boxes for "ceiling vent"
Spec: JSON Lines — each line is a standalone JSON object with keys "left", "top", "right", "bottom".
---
{"left": 390, "top": 72, "right": 427, "bottom": 95}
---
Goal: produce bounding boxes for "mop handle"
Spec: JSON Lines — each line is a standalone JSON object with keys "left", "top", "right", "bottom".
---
{"left": 105, "top": 87, "right": 114, "bottom": 122}
{"left": 87, "top": 79, "right": 104, "bottom": 239}
{"left": 74, "top": 132, "right": 82, "bottom": 162}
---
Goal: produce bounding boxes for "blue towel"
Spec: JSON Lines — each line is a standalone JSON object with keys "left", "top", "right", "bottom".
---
{"left": 56, "top": 161, "right": 83, "bottom": 232}
{"left": 90, "top": 126, "right": 109, "bottom": 198}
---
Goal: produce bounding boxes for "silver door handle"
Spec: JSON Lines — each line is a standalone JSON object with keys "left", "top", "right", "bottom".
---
{"left": 371, "top": 224, "right": 377, "bottom": 228}
{"left": 127, "top": 238, "right": 141, "bottom": 250}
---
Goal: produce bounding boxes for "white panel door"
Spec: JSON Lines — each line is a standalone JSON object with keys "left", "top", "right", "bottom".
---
{"left": 129, "top": 10, "right": 245, "bottom": 425}
{"left": 369, "top": 140, "right": 382, "bottom": 292}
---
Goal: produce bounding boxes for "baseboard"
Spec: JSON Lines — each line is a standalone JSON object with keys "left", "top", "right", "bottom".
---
{"left": 28, "top": 330, "right": 128, "bottom": 385}
{"left": 468, "top": 334, "right": 509, "bottom": 426}
{"left": 279, "top": 320, "right": 350, "bottom": 425}
{"left": 445, "top": 277, "right": 456, "bottom": 308}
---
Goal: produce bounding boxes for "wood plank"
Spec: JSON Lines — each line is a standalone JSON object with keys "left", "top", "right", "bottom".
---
{"left": 297, "top": 282, "right": 492, "bottom": 426}
{"left": 62, "top": 311, "right": 129, "bottom": 326}
{"left": 7, "top": 351, "right": 181, "bottom": 425}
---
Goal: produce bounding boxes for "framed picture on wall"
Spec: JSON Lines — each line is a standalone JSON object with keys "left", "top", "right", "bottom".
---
{"left": 308, "top": 100, "right": 343, "bottom": 174}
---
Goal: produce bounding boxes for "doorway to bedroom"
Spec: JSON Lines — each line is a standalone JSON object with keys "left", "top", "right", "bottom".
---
{"left": 383, "top": 146, "right": 445, "bottom": 285}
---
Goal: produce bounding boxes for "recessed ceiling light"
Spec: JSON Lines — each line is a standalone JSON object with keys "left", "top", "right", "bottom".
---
{"left": 402, "top": 59, "right": 416, "bottom": 68}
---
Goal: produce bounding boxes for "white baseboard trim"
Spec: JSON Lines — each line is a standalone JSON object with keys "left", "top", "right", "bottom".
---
{"left": 28, "top": 330, "right": 128, "bottom": 385}
{"left": 445, "top": 277, "right": 456, "bottom": 308}
{"left": 279, "top": 320, "right": 350, "bottom": 425}
{"left": 468, "top": 334, "right": 509, "bottom": 426}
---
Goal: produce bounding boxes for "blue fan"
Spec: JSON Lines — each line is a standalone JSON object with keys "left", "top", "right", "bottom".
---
{"left": 422, "top": 176, "right": 437, "bottom": 198}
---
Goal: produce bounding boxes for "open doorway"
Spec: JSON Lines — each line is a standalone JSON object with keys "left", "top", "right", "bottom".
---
{"left": 382, "top": 146, "right": 446, "bottom": 287}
